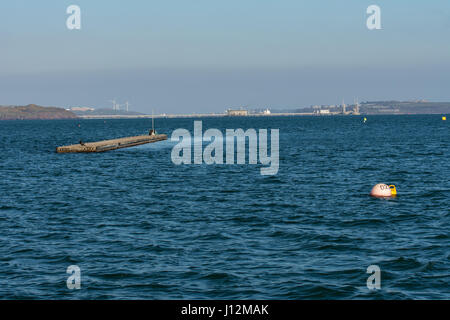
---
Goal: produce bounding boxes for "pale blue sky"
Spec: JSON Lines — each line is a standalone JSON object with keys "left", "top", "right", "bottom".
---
{"left": 1, "top": 1, "right": 450, "bottom": 113}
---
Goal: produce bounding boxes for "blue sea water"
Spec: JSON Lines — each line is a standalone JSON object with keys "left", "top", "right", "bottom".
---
{"left": 0, "top": 115, "right": 448, "bottom": 299}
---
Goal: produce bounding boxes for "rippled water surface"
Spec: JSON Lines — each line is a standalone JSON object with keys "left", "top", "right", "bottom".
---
{"left": 0, "top": 115, "right": 448, "bottom": 299}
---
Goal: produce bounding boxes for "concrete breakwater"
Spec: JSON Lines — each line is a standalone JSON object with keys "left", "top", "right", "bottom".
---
{"left": 56, "top": 134, "right": 167, "bottom": 153}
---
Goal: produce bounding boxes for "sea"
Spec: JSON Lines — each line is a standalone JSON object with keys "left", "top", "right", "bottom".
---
{"left": 0, "top": 115, "right": 448, "bottom": 299}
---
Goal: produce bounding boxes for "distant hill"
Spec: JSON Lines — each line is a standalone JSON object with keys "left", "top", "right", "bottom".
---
{"left": 361, "top": 101, "right": 450, "bottom": 114}
{"left": 0, "top": 104, "right": 78, "bottom": 120}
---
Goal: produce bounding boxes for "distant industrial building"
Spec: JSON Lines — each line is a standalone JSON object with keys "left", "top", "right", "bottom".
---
{"left": 227, "top": 109, "right": 248, "bottom": 116}
{"left": 313, "top": 108, "right": 331, "bottom": 115}
{"left": 353, "top": 101, "right": 360, "bottom": 115}
{"left": 342, "top": 101, "right": 348, "bottom": 114}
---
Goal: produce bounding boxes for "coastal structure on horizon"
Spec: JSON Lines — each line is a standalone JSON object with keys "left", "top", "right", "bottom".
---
{"left": 227, "top": 108, "right": 248, "bottom": 116}
{"left": 67, "top": 106, "right": 95, "bottom": 112}
{"left": 312, "top": 99, "right": 361, "bottom": 116}
{"left": 226, "top": 107, "right": 271, "bottom": 116}
{"left": 354, "top": 99, "right": 360, "bottom": 115}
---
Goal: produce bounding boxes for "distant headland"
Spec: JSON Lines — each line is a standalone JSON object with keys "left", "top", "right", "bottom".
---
{"left": 0, "top": 104, "right": 78, "bottom": 120}
{"left": 279, "top": 100, "right": 450, "bottom": 116}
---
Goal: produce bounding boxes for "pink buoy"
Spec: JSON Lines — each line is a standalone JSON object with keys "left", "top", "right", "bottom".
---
{"left": 370, "top": 183, "right": 396, "bottom": 197}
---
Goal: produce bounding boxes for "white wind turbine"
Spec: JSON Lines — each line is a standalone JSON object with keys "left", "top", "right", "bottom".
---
{"left": 109, "top": 99, "right": 117, "bottom": 111}
{"left": 125, "top": 101, "right": 131, "bottom": 112}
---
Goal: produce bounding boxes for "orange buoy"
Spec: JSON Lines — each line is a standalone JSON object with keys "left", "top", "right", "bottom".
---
{"left": 370, "top": 183, "right": 397, "bottom": 197}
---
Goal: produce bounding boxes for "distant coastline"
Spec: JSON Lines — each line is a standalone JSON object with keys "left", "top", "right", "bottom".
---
{"left": 0, "top": 104, "right": 77, "bottom": 120}
{"left": 1, "top": 100, "right": 449, "bottom": 120}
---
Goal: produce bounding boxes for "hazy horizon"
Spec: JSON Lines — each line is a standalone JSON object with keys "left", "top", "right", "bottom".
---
{"left": 1, "top": 0, "right": 450, "bottom": 113}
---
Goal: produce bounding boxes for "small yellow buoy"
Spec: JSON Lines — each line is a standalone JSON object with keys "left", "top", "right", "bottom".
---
{"left": 443, "top": 116, "right": 447, "bottom": 121}
{"left": 389, "top": 185, "right": 397, "bottom": 196}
